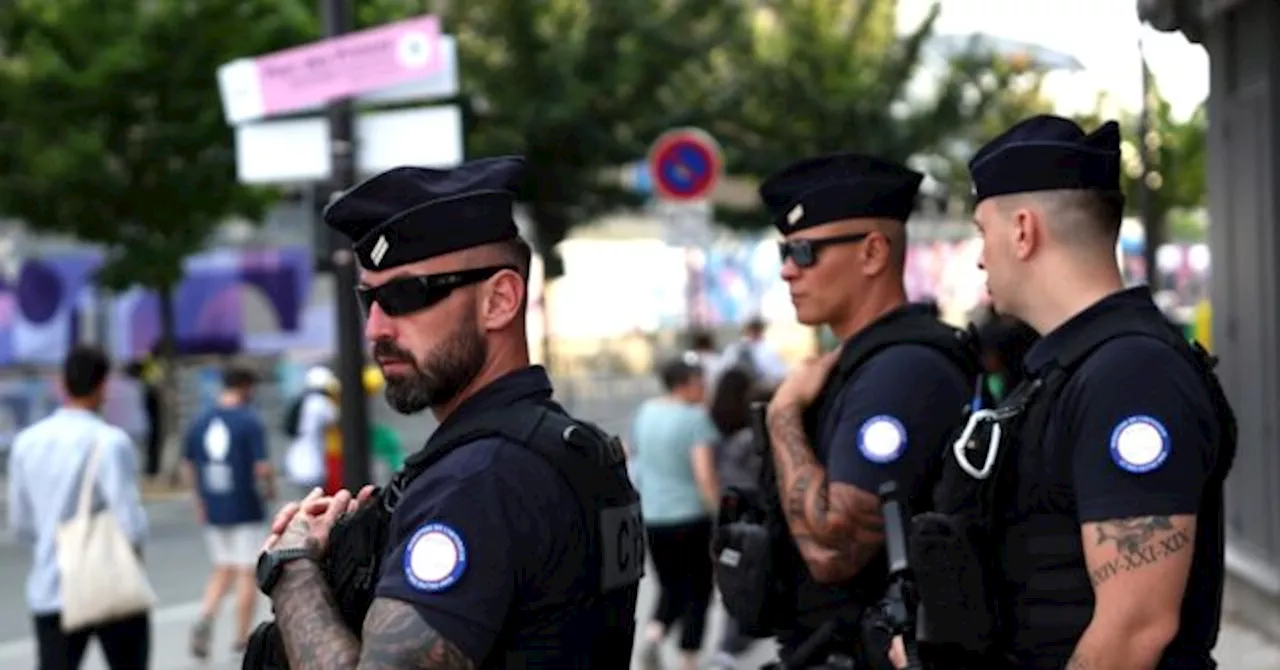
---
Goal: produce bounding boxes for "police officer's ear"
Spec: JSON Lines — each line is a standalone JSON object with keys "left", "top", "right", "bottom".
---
{"left": 860, "top": 220, "right": 902, "bottom": 276}
{"left": 476, "top": 268, "right": 527, "bottom": 331}
{"left": 1007, "top": 201, "right": 1042, "bottom": 261}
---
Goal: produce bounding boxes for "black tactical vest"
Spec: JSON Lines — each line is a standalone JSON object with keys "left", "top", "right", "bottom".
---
{"left": 769, "top": 306, "right": 983, "bottom": 651}
{"left": 404, "top": 399, "right": 643, "bottom": 668}
{"left": 244, "top": 399, "right": 642, "bottom": 670}
{"left": 935, "top": 308, "right": 1236, "bottom": 664}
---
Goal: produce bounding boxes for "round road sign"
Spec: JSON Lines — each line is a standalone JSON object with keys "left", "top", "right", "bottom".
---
{"left": 647, "top": 128, "right": 723, "bottom": 202}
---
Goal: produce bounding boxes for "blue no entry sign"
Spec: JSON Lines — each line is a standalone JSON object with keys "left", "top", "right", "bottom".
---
{"left": 647, "top": 128, "right": 723, "bottom": 202}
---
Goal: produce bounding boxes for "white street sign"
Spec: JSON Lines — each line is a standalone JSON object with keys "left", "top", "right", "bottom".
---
{"left": 657, "top": 199, "right": 715, "bottom": 248}
{"left": 235, "top": 105, "right": 464, "bottom": 185}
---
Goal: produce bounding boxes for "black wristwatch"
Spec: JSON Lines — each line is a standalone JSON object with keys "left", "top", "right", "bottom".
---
{"left": 256, "top": 548, "right": 315, "bottom": 597}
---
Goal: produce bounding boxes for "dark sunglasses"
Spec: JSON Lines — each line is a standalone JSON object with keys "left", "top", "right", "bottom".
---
{"left": 778, "top": 232, "right": 870, "bottom": 268}
{"left": 356, "top": 265, "right": 515, "bottom": 317}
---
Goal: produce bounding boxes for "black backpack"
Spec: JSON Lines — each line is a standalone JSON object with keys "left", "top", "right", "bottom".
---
{"left": 281, "top": 390, "right": 324, "bottom": 438}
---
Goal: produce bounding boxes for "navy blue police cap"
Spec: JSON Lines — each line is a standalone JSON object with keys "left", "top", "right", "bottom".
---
{"left": 758, "top": 153, "right": 924, "bottom": 234}
{"left": 968, "top": 115, "right": 1122, "bottom": 204}
{"left": 323, "top": 156, "right": 525, "bottom": 270}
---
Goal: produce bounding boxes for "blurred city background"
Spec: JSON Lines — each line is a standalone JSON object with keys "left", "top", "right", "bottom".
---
{"left": 0, "top": 0, "right": 1277, "bottom": 668}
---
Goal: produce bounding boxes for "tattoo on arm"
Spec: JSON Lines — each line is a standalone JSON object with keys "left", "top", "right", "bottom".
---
{"left": 274, "top": 557, "right": 361, "bottom": 668}
{"left": 359, "top": 598, "right": 475, "bottom": 670}
{"left": 767, "top": 405, "right": 885, "bottom": 575}
{"left": 1087, "top": 515, "right": 1194, "bottom": 588}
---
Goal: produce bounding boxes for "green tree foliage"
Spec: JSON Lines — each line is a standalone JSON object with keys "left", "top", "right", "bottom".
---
{"left": 360, "top": 0, "right": 749, "bottom": 277}
{"left": 0, "top": 0, "right": 313, "bottom": 340}
{"left": 357, "top": 0, "right": 1053, "bottom": 272}
{"left": 709, "top": 0, "right": 1056, "bottom": 221}
{"left": 1074, "top": 89, "right": 1208, "bottom": 240}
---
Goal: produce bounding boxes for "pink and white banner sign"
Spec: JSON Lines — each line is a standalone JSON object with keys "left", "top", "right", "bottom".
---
{"left": 217, "top": 15, "right": 444, "bottom": 125}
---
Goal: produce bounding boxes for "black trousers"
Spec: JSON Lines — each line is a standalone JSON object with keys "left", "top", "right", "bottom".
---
{"left": 646, "top": 517, "right": 714, "bottom": 651}
{"left": 33, "top": 611, "right": 150, "bottom": 670}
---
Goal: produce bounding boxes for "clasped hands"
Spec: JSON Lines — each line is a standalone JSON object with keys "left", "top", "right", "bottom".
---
{"left": 262, "top": 485, "right": 377, "bottom": 559}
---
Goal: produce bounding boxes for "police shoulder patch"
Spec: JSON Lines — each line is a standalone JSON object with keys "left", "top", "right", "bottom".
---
{"left": 403, "top": 522, "right": 467, "bottom": 592}
{"left": 1109, "top": 415, "right": 1170, "bottom": 474}
{"left": 857, "top": 415, "right": 908, "bottom": 464}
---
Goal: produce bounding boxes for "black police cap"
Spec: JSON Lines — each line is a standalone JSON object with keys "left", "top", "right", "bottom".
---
{"left": 968, "top": 115, "right": 1122, "bottom": 204}
{"left": 758, "top": 153, "right": 924, "bottom": 234}
{"left": 323, "top": 156, "right": 525, "bottom": 270}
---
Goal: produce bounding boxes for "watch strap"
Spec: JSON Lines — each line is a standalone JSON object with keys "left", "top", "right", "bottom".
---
{"left": 259, "top": 547, "right": 317, "bottom": 596}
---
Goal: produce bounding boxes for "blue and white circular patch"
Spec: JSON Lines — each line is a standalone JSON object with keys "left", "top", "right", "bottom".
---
{"left": 858, "top": 415, "right": 907, "bottom": 464}
{"left": 403, "top": 523, "right": 467, "bottom": 592}
{"left": 1109, "top": 415, "right": 1170, "bottom": 474}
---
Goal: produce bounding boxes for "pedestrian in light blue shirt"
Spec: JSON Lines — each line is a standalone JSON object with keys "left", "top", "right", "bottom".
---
{"left": 630, "top": 356, "right": 721, "bottom": 670}
{"left": 7, "top": 345, "right": 150, "bottom": 670}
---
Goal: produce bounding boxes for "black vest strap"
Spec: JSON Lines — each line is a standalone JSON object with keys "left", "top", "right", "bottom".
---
{"left": 1014, "top": 309, "right": 1235, "bottom": 493}
{"left": 385, "top": 401, "right": 557, "bottom": 512}
{"left": 777, "top": 305, "right": 984, "bottom": 641}
{"left": 987, "top": 307, "right": 1237, "bottom": 658}
{"left": 385, "top": 400, "right": 637, "bottom": 592}
{"left": 830, "top": 308, "right": 980, "bottom": 390}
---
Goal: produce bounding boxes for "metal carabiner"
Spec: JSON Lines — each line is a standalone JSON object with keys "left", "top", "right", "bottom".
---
{"left": 951, "top": 408, "right": 1003, "bottom": 480}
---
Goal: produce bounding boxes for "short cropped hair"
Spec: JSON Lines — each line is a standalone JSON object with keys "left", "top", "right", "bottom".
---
{"left": 659, "top": 358, "right": 702, "bottom": 392}
{"left": 222, "top": 365, "right": 258, "bottom": 390}
{"left": 499, "top": 235, "right": 533, "bottom": 278}
{"left": 1014, "top": 189, "right": 1125, "bottom": 247}
{"left": 63, "top": 345, "right": 111, "bottom": 399}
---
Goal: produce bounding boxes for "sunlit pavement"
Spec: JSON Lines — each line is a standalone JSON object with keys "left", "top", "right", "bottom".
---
{"left": 0, "top": 497, "right": 1274, "bottom": 669}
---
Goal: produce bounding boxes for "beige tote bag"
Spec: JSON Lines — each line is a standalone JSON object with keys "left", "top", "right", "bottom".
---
{"left": 56, "top": 437, "right": 157, "bottom": 632}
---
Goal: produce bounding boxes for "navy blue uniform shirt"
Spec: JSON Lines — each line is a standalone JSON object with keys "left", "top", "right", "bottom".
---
{"left": 818, "top": 306, "right": 973, "bottom": 504}
{"left": 374, "top": 366, "right": 602, "bottom": 666}
{"left": 183, "top": 405, "right": 268, "bottom": 526}
{"left": 1011, "top": 287, "right": 1222, "bottom": 664}
{"left": 786, "top": 304, "right": 972, "bottom": 646}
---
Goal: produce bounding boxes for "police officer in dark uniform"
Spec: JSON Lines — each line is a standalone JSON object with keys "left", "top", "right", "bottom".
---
{"left": 908, "top": 116, "right": 1235, "bottom": 669}
{"left": 255, "top": 156, "right": 643, "bottom": 669}
{"left": 749, "top": 154, "right": 979, "bottom": 667}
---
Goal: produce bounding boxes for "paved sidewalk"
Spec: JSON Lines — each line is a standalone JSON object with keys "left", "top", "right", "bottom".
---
{"left": 2, "top": 591, "right": 1276, "bottom": 669}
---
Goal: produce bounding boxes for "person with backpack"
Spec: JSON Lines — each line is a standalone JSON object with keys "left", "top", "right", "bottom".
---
{"left": 281, "top": 366, "right": 337, "bottom": 499}
{"left": 713, "top": 153, "right": 981, "bottom": 668}
{"left": 705, "top": 368, "right": 774, "bottom": 669}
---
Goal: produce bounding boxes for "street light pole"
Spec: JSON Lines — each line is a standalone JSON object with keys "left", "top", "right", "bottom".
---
{"left": 321, "top": 0, "right": 372, "bottom": 490}
{"left": 1137, "top": 35, "right": 1164, "bottom": 290}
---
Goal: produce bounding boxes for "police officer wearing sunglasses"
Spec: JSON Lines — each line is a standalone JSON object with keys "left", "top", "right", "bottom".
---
{"left": 255, "top": 156, "right": 642, "bottom": 669}
{"left": 712, "top": 153, "right": 981, "bottom": 668}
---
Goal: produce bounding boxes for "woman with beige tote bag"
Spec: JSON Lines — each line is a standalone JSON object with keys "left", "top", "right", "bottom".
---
{"left": 57, "top": 436, "right": 158, "bottom": 633}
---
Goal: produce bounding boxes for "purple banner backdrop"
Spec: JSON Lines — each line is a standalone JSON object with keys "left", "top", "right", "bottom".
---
{"left": 110, "top": 246, "right": 313, "bottom": 360}
{"left": 0, "top": 246, "right": 314, "bottom": 366}
{"left": 0, "top": 373, "right": 148, "bottom": 451}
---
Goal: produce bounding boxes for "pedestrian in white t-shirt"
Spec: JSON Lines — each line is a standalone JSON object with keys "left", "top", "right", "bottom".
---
{"left": 282, "top": 366, "right": 337, "bottom": 496}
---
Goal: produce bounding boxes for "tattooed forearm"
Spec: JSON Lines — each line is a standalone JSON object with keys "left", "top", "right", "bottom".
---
{"left": 274, "top": 560, "right": 361, "bottom": 669}
{"left": 1088, "top": 515, "right": 1194, "bottom": 588}
{"left": 359, "top": 598, "right": 475, "bottom": 669}
{"left": 767, "top": 404, "right": 885, "bottom": 578}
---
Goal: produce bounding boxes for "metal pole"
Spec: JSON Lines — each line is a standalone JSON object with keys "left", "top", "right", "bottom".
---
{"left": 1137, "top": 36, "right": 1163, "bottom": 290}
{"left": 322, "top": 0, "right": 372, "bottom": 490}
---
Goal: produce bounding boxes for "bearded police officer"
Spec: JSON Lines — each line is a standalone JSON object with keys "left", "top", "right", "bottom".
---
{"left": 909, "top": 116, "right": 1236, "bottom": 670}
{"left": 743, "top": 154, "right": 981, "bottom": 667}
{"left": 256, "top": 156, "right": 643, "bottom": 669}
